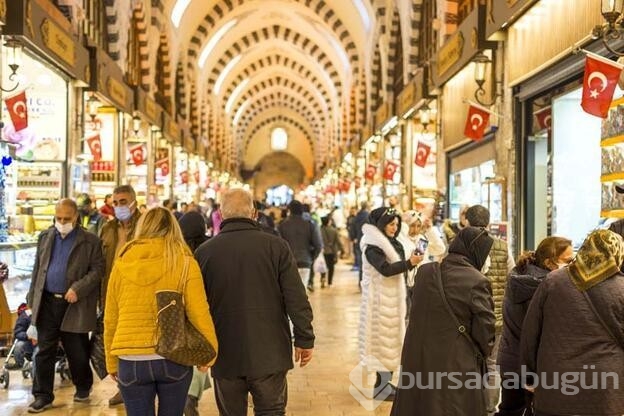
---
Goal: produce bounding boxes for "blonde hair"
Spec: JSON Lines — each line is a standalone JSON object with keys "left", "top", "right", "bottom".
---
{"left": 220, "top": 188, "right": 254, "bottom": 219}
{"left": 133, "top": 207, "right": 191, "bottom": 272}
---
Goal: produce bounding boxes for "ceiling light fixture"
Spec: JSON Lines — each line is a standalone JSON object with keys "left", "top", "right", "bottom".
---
{"left": 592, "top": 0, "right": 624, "bottom": 56}
{"left": 171, "top": 0, "right": 191, "bottom": 28}
{"left": 214, "top": 55, "right": 242, "bottom": 95}
{"left": 199, "top": 19, "right": 238, "bottom": 69}
{"left": 1, "top": 38, "right": 23, "bottom": 93}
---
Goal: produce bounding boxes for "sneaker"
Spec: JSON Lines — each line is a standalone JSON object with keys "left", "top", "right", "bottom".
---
{"left": 28, "top": 398, "right": 52, "bottom": 413}
{"left": 108, "top": 390, "right": 124, "bottom": 406}
{"left": 73, "top": 390, "right": 90, "bottom": 402}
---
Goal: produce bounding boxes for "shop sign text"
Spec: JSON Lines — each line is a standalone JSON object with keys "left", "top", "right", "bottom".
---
{"left": 107, "top": 77, "right": 128, "bottom": 109}
{"left": 438, "top": 32, "right": 464, "bottom": 76}
{"left": 40, "top": 18, "right": 75, "bottom": 67}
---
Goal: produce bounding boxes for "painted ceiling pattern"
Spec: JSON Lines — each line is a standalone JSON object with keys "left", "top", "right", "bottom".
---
{"left": 105, "top": 0, "right": 424, "bottom": 179}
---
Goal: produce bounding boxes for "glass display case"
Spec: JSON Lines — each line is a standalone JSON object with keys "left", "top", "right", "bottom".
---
{"left": 0, "top": 242, "right": 36, "bottom": 315}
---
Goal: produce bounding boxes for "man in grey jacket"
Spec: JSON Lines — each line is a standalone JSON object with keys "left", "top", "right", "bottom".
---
{"left": 278, "top": 200, "right": 322, "bottom": 291}
{"left": 26, "top": 198, "right": 105, "bottom": 413}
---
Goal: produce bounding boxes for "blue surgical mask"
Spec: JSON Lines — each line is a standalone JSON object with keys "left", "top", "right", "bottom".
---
{"left": 114, "top": 201, "right": 135, "bottom": 222}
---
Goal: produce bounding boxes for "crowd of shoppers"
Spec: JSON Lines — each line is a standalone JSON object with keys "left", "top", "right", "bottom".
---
{"left": 15, "top": 188, "right": 624, "bottom": 416}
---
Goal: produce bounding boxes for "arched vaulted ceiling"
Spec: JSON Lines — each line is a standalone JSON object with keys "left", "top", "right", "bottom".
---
{"left": 164, "top": 0, "right": 375, "bottom": 178}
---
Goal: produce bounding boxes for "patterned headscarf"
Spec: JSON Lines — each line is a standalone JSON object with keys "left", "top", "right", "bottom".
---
{"left": 568, "top": 229, "right": 624, "bottom": 291}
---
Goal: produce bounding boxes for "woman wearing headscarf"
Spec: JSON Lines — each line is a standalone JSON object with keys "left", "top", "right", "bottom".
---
{"left": 521, "top": 230, "right": 624, "bottom": 416}
{"left": 495, "top": 236, "right": 573, "bottom": 416}
{"left": 359, "top": 207, "right": 422, "bottom": 400}
{"left": 178, "top": 210, "right": 210, "bottom": 416}
{"left": 391, "top": 226, "right": 496, "bottom": 416}
{"left": 179, "top": 210, "right": 209, "bottom": 252}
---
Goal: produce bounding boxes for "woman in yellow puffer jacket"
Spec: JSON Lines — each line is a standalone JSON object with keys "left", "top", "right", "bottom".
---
{"left": 104, "top": 207, "right": 218, "bottom": 416}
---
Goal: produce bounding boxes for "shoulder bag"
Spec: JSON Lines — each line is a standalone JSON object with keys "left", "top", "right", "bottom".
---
{"left": 155, "top": 256, "right": 216, "bottom": 366}
{"left": 432, "top": 264, "right": 488, "bottom": 373}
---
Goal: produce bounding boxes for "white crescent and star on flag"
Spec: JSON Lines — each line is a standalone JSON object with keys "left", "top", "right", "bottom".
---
{"left": 12, "top": 101, "right": 27, "bottom": 119}
{"left": 587, "top": 71, "right": 608, "bottom": 99}
{"left": 470, "top": 113, "right": 484, "bottom": 131}
{"left": 416, "top": 146, "right": 428, "bottom": 164}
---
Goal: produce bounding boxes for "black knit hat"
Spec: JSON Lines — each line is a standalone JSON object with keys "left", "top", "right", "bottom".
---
{"left": 368, "top": 206, "right": 401, "bottom": 237}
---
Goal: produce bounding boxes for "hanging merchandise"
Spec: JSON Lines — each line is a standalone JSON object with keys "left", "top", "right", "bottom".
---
{"left": 383, "top": 160, "right": 399, "bottom": 180}
{"left": 580, "top": 52, "right": 624, "bottom": 118}
{"left": 4, "top": 90, "right": 28, "bottom": 132}
{"left": 414, "top": 141, "right": 432, "bottom": 168}
{"left": 464, "top": 104, "right": 491, "bottom": 141}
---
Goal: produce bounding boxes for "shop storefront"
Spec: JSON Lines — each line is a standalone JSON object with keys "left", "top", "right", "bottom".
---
{"left": 373, "top": 101, "right": 402, "bottom": 208}
{"left": 509, "top": 0, "right": 616, "bottom": 249}
{"left": 82, "top": 47, "right": 134, "bottom": 205}
{"left": 432, "top": 3, "right": 500, "bottom": 227}
{"left": 1, "top": 0, "right": 88, "bottom": 314}
{"left": 134, "top": 87, "right": 163, "bottom": 206}
{"left": 396, "top": 69, "right": 438, "bottom": 214}
{"left": 159, "top": 112, "right": 180, "bottom": 202}
{"left": 3, "top": 0, "right": 89, "bottom": 231}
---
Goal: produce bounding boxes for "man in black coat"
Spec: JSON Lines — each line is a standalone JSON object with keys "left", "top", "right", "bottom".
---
{"left": 195, "top": 189, "right": 315, "bottom": 415}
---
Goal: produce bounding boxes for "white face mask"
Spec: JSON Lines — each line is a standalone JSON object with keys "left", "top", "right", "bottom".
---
{"left": 481, "top": 255, "right": 491, "bottom": 274}
{"left": 55, "top": 221, "right": 74, "bottom": 236}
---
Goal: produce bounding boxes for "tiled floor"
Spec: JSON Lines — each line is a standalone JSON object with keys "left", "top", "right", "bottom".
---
{"left": 0, "top": 263, "right": 393, "bottom": 415}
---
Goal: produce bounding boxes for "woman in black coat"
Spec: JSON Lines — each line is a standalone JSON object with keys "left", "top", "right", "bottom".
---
{"left": 495, "top": 236, "right": 572, "bottom": 416}
{"left": 179, "top": 211, "right": 209, "bottom": 252}
{"left": 391, "top": 227, "right": 495, "bottom": 416}
{"left": 521, "top": 230, "right": 624, "bottom": 416}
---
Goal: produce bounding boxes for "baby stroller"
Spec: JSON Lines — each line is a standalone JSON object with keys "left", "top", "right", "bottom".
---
{"left": 0, "top": 339, "right": 71, "bottom": 389}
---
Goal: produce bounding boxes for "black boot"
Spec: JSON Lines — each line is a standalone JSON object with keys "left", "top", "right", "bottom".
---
{"left": 374, "top": 371, "right": 397, "bottom": 401}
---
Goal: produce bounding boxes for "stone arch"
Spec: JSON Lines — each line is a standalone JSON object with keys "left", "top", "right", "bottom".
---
{"left": 132, "top": 2, "right": 150, "bottom": 90}
{"left": 222, "top": 54, "right": 335, "bottom": 113}
{"left": 253, "top": 151, "right": 308, "bottom": 199}
{"left": 388, "top": 7, "right": 404, "bottom": 95}
{"left": 245, "top": 114, "right": 315, "bottom": 151}
{"left": 187, "top": 0, "right": 359, "bottom": 76}
{"left": 202, "top": 27, "right": 343, "bottom": 96}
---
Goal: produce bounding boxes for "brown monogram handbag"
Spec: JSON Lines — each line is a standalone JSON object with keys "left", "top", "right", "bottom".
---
{"left": 155, "top": 257, "right": 216, "bottom": 366}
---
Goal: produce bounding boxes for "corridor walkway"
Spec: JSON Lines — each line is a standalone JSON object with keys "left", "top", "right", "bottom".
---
{"left": 0, "top": 262, "right": 393, "bottom": 415}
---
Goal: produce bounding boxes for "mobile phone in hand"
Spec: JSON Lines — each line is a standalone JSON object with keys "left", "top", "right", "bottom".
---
{"left": 414, "top": 238, "right": 429, "bottom": 255}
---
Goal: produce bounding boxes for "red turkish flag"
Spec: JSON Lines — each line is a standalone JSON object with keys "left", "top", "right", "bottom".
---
{"left": 129, "top": 144, "right": 144, "bottom": 165}
{"left": 534, "top": 106, "right": 552, "bottom": 131}
{"left": 414, "top": 141, "right": 431, "bottom": 168}
{"left": 581, "top": 54, "right": 623, "bottom": 118}
{"left": 464, "top": 104, "right": 491, "bottom": 141}
{"left": 364, "top": 164, "right": 377, "bottom": 180}
{"left": 5, "top": 90, "right": 28, "bottom": 132}
{"left": 383, "top": 161, "right": 399, "bottom": 180}
{"left": 86, "top": 134, "right": 102, "bottom": 161}
{"left": 156, "top": 157, "right": 169, "bottom": 175}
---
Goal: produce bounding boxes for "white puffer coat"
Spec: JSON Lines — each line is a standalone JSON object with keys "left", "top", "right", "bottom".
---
{"left": 358, "top": 223, "right": 407, "bottom": 373}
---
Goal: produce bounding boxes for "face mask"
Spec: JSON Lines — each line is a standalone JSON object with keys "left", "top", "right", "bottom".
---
{"left": 481, "top": 255, "right": 491, "bottom": 274}
{"left": 55, "top": 221, "right": 74, "bottom": 235}
{"left": 114, "top": 201, "right": 135, "bottom": 222}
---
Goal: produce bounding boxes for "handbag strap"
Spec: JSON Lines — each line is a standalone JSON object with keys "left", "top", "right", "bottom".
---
{"left": 582, "top": 290, "right": 624, "bottom": 351}
{"left": 432, "top": 264, "right": 485, "bottom": 361}
{"left": 177, "top": 256, "right": 190, "bottom": 294}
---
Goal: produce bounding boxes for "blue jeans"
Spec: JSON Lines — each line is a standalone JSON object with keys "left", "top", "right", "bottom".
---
{"left": 117, "top": 359, "right": 192, "bottom": 416}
